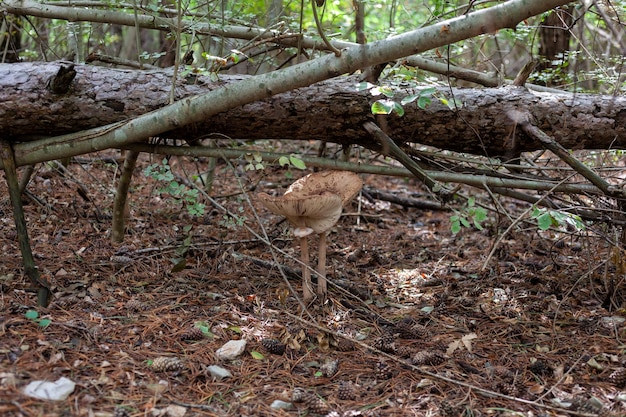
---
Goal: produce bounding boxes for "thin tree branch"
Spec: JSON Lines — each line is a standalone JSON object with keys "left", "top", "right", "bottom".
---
{"left": 518, "top": 113, "right": 625, "bottom": 198}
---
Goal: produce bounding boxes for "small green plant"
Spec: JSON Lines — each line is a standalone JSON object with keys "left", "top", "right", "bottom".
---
{"left": 143, "top": 159, "right": 206, "bottom": 217}
{"left": 278, "top": 154, "right": 306, "bottom": 170}
{"left": 531, "top": 207, "right": 584, "bottom": 231}
{"left": 244, "top": 151, "right": 265, "bottom": 171}
{"left": 25, "top": 310, "right": 51, "bottom": 328}
{"left": 278, "top": 153, "right": 306, "bottom": 178}
{"left": 220, "top": 205, "right": 246, "bottom": 228}
{"left": 170, "top": 224, "right": 194, "bottom": 272}
{"left": 450, "top": 197, "right": 488, "bottom": 234}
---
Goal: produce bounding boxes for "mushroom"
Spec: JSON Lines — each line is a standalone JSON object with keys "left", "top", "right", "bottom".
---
{"left": 258, "top": 170, "right": 362, "bottom": 302}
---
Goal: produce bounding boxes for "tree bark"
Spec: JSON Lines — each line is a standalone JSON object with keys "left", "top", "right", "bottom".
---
{"left": 0, "top": 0, "right": 580, "bottom": 169}
{"left": 1, "top": 62, "right": 625, "bottom": 157}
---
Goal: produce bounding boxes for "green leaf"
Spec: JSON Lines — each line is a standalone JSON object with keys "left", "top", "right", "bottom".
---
{"left": 417, "top": 95, "right": 431, "bottom": 109}
{"left": 371, "top": 86, "right": 394, "bottom": 97}
{"left": 371, "top": 100, "right": 395, "bottom": 115}
{"left": 229, "top": 51, "right": 241, "bottom": 64}
{"left": 419, "top": 87, "right": 437, "bottom": 96}
{"left": 536, "top": 212, "right": 554, "bottom": 230}
{"left": 392, "top": 101, "right": 405, "bottom": 117}
{"left": 170, "top": 257, "right": 187, "bottom": 272}
{"left": 400, "top": 94, "right": 419, "bottom": 105}
{"left": 38, "top": 319, "right": 51, "bottom": 328}
{"left": 25, "top": 310, "right": 39, "bottom": 320}
{"left": 289, "top": 155, "right": 306, "bottom": 170}
{"left": 473, "top": 208, "right": 487, "bottom": 223}
{"left": 446, "top": 97, "right": 463, "bottom": 110}
{"left": 250, "top": 350, "right": 265, "bottom": 360}
{"left": 278, "top": 156, "right": 290, "bottom": 167}
{"left": 451, "top": 219, "right": 461, "bottom": 234}
{"left": 228, "top": 326, "right": 242, "bottom": 334}
{"left": 356, "top": 81, "right": 375, "bottom": 91}
{"left": 194, "top": 321, "right": 212, "bottom": 335}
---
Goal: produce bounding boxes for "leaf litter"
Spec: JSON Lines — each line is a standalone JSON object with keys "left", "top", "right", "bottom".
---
{"left": 0, "top": 151, "right": 624, "bottom": 417}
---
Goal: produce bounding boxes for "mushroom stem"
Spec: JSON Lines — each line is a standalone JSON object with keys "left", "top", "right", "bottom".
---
{"left": 316, "top": 231, "right": 328, "bottom": 301}
{"left": 300, "top": 236, "right": 314, "bottom": 302}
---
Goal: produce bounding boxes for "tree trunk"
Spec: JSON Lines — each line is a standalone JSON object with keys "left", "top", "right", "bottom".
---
{"left": 1, "top": 62, "right": 625, "bottom": 157}
{"left": 536, "top": 6, "right": 574, "bottom": 87}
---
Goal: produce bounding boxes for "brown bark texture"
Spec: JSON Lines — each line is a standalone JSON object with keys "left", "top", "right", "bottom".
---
{"left": 2, "top": 62, "right": 626, "bottom": 157}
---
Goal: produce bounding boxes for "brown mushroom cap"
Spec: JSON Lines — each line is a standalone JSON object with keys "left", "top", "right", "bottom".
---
{"left": 257, "top": 191, "right": 343, "bottom": 234}
{"left": 285, "top": 171, "right": 363, "bottom": 207}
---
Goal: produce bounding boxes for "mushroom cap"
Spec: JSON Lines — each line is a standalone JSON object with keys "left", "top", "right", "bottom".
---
{"left": 285, "top": 171, "right": 363, "bottom": 207}
{"left": 257, "top": 191, "right": 343, "bottom": 234}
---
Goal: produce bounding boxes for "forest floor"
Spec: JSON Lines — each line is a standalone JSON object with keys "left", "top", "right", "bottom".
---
{"left": 1, "top": 148, "right": 625, "bottom": 417}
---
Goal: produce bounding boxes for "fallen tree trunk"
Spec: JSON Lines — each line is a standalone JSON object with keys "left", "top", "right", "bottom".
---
{"left": 2, "top": 62, "right": 625, "bottom": 156}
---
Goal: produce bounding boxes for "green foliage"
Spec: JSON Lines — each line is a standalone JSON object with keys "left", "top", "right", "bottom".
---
{"left": 194, "top": 321, "right": 214, "bottom": 338}
{"left": 143, "top": 159, "right": 206, "bottom": 217}
{"left": 358, "top": 71, "right": 461, "bottom": 118}
{"left": 278, "top": 153, "right": 306, "bottom": 179}
{"left": 250, "top": 351, "right": 265, "bottom": 360}
{"left": 25, "top": 310, "right": 51, "bottom": 328}
{"left": 278, "top": 154, "right": 306, "bottom": 170}
{"left": 531, "top": 207, "right": 584, "bottom": 231}
{"left": 450, "top": 197, "right": 487, "bottom": 234}
{"left": 220, "top": 205, "right": 246, "bottom": 229}
{"left": 170, "top": 224, "right": 194, "bottom": 272}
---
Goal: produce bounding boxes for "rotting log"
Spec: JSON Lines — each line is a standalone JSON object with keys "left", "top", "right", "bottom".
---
{"left": 1, "top": 62, "right": 626, "bottom": 158}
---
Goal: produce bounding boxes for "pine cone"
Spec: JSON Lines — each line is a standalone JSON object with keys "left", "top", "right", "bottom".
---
{"left": 569, "top": 396, "right": 604, "bottom": 414}
{"left": 608, "top": 367, "right": 626, "bottom": 387}
{"left": 374, "top": 361, "right": 393, "bottom": 380}
{"left": 180, "top": 327, "right": 205, "bottom": 341}
{"left": 411, "top": 350, "right": 446, "bottom": 366}
{"left": 301, "top": 392, "right": 329, "bottom": 415}
{"left": 528, "top": 360, "right": 551, "bottom": 376}
{"left": 372, "top": 331, "right": 396, "bottom": 353}
{"left": 292, "top": 389, "right": 329, "bottom": 414}
{"left": 125, "top": 299, "right": 145, "bottom": 312}
{"left": 320, "top": 359, "right": 339, "bottom": 377}
{"left": 292, "top": 388, "right": 306, "bottom": 403}
{"left": 493, "top": 381, "right": 519, "bottom": 396}
{"left": 489, "top": 365, "right": 515, "bottom": 381}
{"left": 334, "top": 337, "right": 355, "bottom": 352}
{"left": 439, "top": 400, "right": 459, "bottom": 417}
{"left": 113, "top": 407, "right": 131, "bottom": 417}
{"left": 396, "top": 345, "right": 414, "bottom": 359}
{"left": 111, "top": 255, "right": 133, "bottom": 266}
{"left": 261, "top": 338, "right": 286, "bottom": 355}
{"left": 56, "top": 295, "right": 81, "bottom": 307}
{"left": 395, "top": 318, "right": 430, "bottom": 339}
{"left": 337, "top": 381, "right": 357, "bottom": 400}
{"left": 151, "top": 356, "right": 184, "bottom": 372}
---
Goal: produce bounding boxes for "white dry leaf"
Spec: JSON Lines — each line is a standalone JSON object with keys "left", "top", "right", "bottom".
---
{"left": 446, "top": 339, "right": 461, "bottom": 356}
{"left": 23, "top": 377, "right": 76, "bottom": 401}
{"left": 446, "top": 332, "right": 478, "bottom": 355}
{"left": 461, "top": 333, "right": 478, "bottom": 353}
